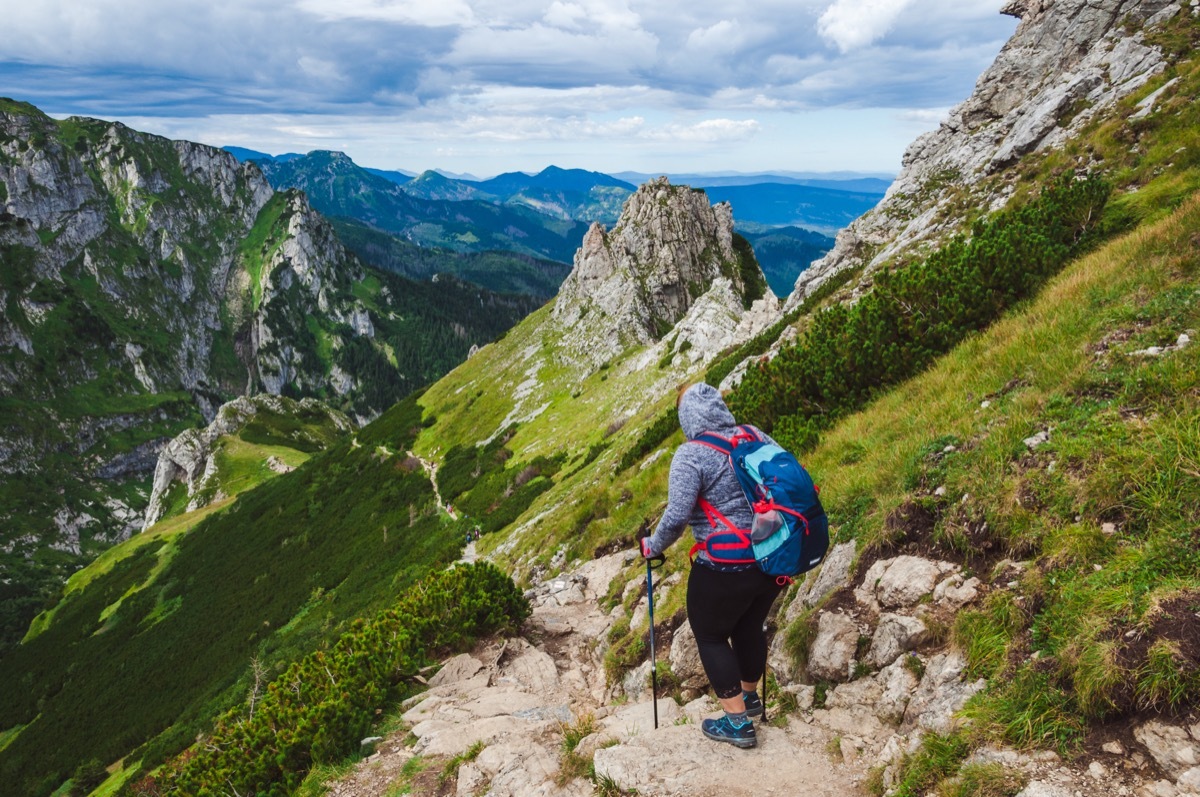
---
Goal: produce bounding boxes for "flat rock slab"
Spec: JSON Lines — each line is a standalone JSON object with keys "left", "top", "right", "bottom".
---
{"left": 593, "top": 721, "right": 862, "bottom": 797}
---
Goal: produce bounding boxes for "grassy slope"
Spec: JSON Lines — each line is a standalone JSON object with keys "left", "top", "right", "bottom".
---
{"left": 416, "top": 189, "right": 1200, "bottom": 783}
{"left": 402, "top": 28, "right": 1200, "bottom": 775}
{"left": 0, "top": 395, "right": 462, "bottom": 796}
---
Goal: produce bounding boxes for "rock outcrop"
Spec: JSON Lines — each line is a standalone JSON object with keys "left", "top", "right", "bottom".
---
{"left": 785, "top": 0, "right": 1181, "bottom": 311}
{"left": 141, "top": 395, "right": 350, "bottom": 530}
{"left": 0, "top": 102, "right": 414, "bottom": 611}
{"left": 553, "top": 177, "right": 772, "bottom": 371}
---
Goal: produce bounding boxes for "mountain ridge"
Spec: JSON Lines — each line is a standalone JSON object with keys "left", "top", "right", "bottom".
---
{"left": 5, "top": 2, "right": 1200, "bottom": 795}
{"left": 0, "top": 102, "right": 542, "bottom": 653}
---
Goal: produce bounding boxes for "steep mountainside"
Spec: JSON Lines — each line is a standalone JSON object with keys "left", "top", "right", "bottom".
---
{"left": 551, "top": 177, "right": 769, "bottom": 372}
{"left": 0, "top": 101, "right": 539, "bottom": 652}
{"left": 0, "top": 178, "right": 780, "bottom": 796}
{"left": 256, "top": 151, "right": 590, "bottom": 262}
{"left": 741, "top": 226, "right": 836, "bottom": 297}
{"left": 789, "top": 0, "right": 1190, "bottom": 307}
{"left": 329, "top": 217, "right": 572, "bottom": 298}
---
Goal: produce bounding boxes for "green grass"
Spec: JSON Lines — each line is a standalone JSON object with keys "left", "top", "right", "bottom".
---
{"left": 237, "top": 192, "right": 290, "bottom": 314}
{"left": 935, "top": 762, "right": 1028, "bottom": 797}
{"left": 0, "top": 395, "right": 466, "bottom": 795}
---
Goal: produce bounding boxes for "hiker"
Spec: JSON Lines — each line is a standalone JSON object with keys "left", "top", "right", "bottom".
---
{"left": 638, "top": 382, "right": 783, "bottom": 749}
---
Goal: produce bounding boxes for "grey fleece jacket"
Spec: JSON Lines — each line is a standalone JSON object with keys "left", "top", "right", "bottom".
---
{"left": 644, "top": 383, "right": 775, "bottom": 566}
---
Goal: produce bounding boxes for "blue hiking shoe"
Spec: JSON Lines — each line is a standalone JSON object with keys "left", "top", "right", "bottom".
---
{"left": 701, "top": 715, "right": 757, "bottom": 749}
{"left": 742, "top": 690, "right": 763, "bottom": 719}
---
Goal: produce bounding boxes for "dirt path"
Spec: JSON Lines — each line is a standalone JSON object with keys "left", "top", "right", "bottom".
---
{"left": 408, "top": 450, "right": 458, "bottom": 520}
{"left": 320, "top": 551, "right": 868, "bottom": 796}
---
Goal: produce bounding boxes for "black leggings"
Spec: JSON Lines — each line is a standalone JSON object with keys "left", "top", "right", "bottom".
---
{"left": 686, "top": 563, "right": 785, "bottom": 699}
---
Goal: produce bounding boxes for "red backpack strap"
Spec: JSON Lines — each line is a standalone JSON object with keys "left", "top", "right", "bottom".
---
{"left": 691, "top": 432, "right": 735, "bottom": 456}
{"left": 698, "top": 497, "right": 737, "bottom": 532}
{"left": 734, "top": 424, "right": 760, "bottom": 445}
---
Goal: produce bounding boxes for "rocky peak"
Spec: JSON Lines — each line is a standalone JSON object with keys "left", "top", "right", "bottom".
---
{"left": 142, "top": 394, "right": 351, "bottom": 530}
{"left": 786, "top": 0, "right": 1181, "bottom": 310}
{"left": 552, "top": 176, "right": 766, "bottom": 369}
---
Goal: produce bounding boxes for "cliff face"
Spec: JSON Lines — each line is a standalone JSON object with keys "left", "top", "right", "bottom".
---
{"left": 553, "top": 176, "right": 770, "bottom": 371}
{"left": 786, "top": 0, "right": 1182, "bottom": 309}
{"left": 0, "top": 101, "right": 406, "bottom": 647}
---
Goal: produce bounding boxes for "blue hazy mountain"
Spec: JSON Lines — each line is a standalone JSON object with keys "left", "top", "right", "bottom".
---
{"left": 254, "top": 151, "right": 589, "bottom": 262}
{"left": 740, "top": 226, "right": 836, "bottom": 297}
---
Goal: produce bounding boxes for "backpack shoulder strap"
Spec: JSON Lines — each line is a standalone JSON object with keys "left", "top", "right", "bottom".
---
{"left": 691, "top": 431, "right": 736, "bottom": 456}
{"left": 735, "top": 425, "right": 761, "bottom": 444}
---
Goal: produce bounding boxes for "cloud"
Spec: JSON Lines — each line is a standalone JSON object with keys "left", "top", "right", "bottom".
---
{"left": 643, "top": 118, "right": 761, "bottom": 143}
{"left": 817, "top": 0, "right": 915, "bottom": 53}
{"left": 442, "top": 22, "right": 659, "bottom": 87}
{"left": 685, "top": 20, "right": 747, "bottom": 55}
{"left": 0, "top": 0, "right": 1019, "bottom": 175}
{"left": 896, "top": 107, "right": 951, "bottom": 125}
{"left": 294, "top": 0, "right": 475, "bottom": 26}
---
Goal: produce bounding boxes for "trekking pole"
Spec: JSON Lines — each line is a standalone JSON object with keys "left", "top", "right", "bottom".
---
{"left": 645, "top": 553, "right": 666, "bottom": 729}
{"left": 762, "top": 626, "right": 769, "bottom": 724}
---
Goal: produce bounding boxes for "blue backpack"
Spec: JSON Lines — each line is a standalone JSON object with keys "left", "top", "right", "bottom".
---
{"left": 689, "top": 425, "right": 829, "bottom": 582}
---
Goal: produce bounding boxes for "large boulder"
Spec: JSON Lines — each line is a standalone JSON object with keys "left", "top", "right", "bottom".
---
{"left": 856, "top": 555, "right": 959, "bottom": 610}
{"left": 669, "top": 621, "right": 708, "bottom": 692}
{"left": 807, "top": 611, "right": 861, "bottom": 682}
{"left": 900, "top": 651, "right": 986, "bottom": 734}
{"left": 867, "top": 613, "right": 929, "bottom": 669}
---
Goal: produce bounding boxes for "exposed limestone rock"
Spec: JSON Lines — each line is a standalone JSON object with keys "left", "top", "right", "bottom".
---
{"left": 768, "top": 541, "right": 857, "bottom": 682}
{"left": 807, "top": 611, "right": 861, "bottom": 681}
{"left": 785, "top": 0, "right": 1178, "bottom": 312}
{"left": 933, "top": 573, "right": 983, "bottom": 608}
{"left": 867, "top": 613, "right": 929, "bottom": 669}
{"left": 592, "top": 721, "right": 859, "bottom": 797}
{"left": 876, "top": 656, "right": 921, "bottom": 724}
{"left": 668, "top": 621, "right": 707, "bottom": 692}
{"left": 552, "top": 177, "right": 772, "bottom": 372}
{"left": 1134, "top": 720, "right": 1200, "bottom": 780}
{"left": 900, "top": 651, "right": 986, "bottom": 734}
{"left": 856, "top": 555, "right": 960, "bottom": 610}
{"left": 800, "top": 539, "right": 858, "bottom": 611}
{"left": 142, "top": 395, "right": 349, "bottom": 529}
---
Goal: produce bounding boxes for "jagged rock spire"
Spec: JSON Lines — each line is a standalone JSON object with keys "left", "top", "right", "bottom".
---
{"left": 552, "top": 176, "right": 765, "bottom": 370}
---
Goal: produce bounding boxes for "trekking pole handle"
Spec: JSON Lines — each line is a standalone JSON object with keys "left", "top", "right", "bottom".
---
{"left": 647, "top": 553, "right": 666, "bottom": 569}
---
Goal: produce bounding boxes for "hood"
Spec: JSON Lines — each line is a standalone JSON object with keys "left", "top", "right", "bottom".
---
{"left": 678, "top": 383, "right": 737, "bottom": 440}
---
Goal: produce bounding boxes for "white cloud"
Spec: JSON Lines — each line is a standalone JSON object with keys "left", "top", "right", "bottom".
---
{"left": 543, "top": 1, "right": 588, "bottom": 30}
{"left": 294, "top": 0, "right": 475, "bottom": 26}
{"left": 443, "top": 22, "right": 659, "bottom": 83}
{"left": 685, "top": 20, "right": 745, "bottom": 54}
{"left": 643, "top": 118, "right": 761, "bottom": 143}
{"left": 896, "top": 107, "right": 950, "bottom": 125}
{"left": 297, "top": 56, "right": 344, "bottom": 84}
{"left": 817, "top": 0, "right": 914, "bottom": 53}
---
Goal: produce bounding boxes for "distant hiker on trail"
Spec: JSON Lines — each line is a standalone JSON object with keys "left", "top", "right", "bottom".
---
{"left": 638, "top": 382, "right": 784, "bottom": 749}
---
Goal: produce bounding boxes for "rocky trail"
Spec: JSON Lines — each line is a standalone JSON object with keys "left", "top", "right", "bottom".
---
{"left": 318, "top": 544, "right": 1200, "bottom": 797}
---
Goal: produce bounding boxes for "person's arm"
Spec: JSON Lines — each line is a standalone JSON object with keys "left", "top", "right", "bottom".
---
{"left": 642, "top": 448, "right": 703, "bottom": 557}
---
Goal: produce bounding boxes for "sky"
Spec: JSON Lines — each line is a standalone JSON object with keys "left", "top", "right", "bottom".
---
{"left": 0, "top": 0, "right": 1018, "bottom": 178}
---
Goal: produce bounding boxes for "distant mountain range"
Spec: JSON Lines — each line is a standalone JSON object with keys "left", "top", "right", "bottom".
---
{"left": 225, "top": 147, "right": 883, "bottom": 293}
{"left": 740, "top": 226, "right": 837, "bottom": 297}
{"left": 227, "top": 147, "right": 890, "bottom": 232}
{"left": 252, "top": 151, "right": 591, "bottom": 263}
